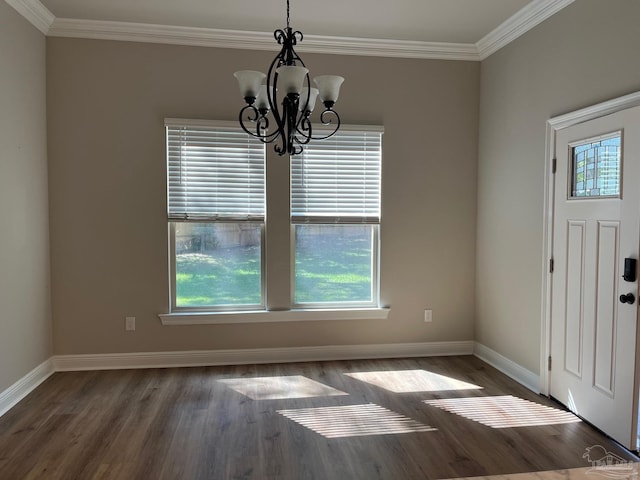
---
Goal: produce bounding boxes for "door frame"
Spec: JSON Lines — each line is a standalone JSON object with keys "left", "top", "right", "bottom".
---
{"left": 541, "top": 90, "right": 640, "bottom": 399}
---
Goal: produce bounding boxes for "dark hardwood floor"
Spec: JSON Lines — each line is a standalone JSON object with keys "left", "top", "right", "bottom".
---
{"left": 0, "top": 356, "right": 636, "bottom": 479}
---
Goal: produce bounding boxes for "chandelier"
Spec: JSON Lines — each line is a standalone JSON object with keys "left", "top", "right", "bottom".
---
{"left": 233, "top": 0, "right": 344, "bottom": 156}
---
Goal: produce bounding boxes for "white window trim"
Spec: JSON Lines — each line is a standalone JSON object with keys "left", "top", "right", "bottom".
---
{"left": 165, "top": 119, "right": 266, "bottom": 312}
{"left": 290, "top": 126, "right": 383, "bottom": 309}
{"left": 314, "top": 124, "right": 384, "bottom": 133}
{"left": 165, "top": 118, "right": 240, "bottom": 129}
{"left": 168, "top": 221, "right": 266, "bottom": 313}
{"left": 158, "top": 307, "right": 391, "bottom": 325}
{"left": 161, "top": 120, "right": 387, "bottom": 323}
{"left": 290, "top": 224, "right": 381, "bottom": 309}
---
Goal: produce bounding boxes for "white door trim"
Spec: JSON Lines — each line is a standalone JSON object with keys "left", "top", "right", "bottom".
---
{"left": 541, "top": 90, "right": 640, "bottom": 396}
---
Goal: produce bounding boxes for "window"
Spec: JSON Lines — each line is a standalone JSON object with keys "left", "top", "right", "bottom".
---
{"left": 166, "top": 119, "right": 265, "bottom": 311}
{"left": 291, "top": 127, "right": 383, "bottom": 307}
{"left": 164, "top": 120, "right": 385, "bottom": 320}
{"left": 570, "top": 132, "right": 621, "bottom": 198}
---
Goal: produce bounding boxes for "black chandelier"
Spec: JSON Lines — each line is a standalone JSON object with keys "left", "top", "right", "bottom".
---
{"left": 233, "top": 0, "right": 344, "bottom": 156}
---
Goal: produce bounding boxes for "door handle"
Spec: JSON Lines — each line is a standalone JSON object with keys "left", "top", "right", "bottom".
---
{"left": 619, "top": 293, "right": 635, "bottom": 304}
{"left": 623, "top": 258, "right": 637, "bottom": 282}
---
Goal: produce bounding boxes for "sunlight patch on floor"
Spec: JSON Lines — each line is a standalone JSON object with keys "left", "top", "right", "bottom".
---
{"left": 277, "top": 403, "right": 437, "bottom": 438}
{"left": 344, "top": 369, "right": 483, "bottom": 393}
{"left": 219, "top": 375, "right": 348, "bottom": 400}
{"left": 424, "top": 395, "right": 581, "bottom": 428}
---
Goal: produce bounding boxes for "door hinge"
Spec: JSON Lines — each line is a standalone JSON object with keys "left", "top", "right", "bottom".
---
{"left": 552, "top": 158, "right": 557, "bottom": 174}
{"left": 548, "top": 356, "right": 552, "bottom": 371}
{"left": 549, "top": 258, "right": 554, "bottom": 273}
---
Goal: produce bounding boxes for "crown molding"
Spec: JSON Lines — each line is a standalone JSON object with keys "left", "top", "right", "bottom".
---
{"left": 290, "top": 35, "right": 479, "bottom": 61}
{"left": 476, "top": 0, "right": 575, "bottom": 59}
{"left": 4, "top": 0, "right": 54, "bottom": 35}
{"left": 9, "top": 0, "right": 574, "bottom": 61}
{"left": 48, "top": 18, "right": 480, "bottom": 61}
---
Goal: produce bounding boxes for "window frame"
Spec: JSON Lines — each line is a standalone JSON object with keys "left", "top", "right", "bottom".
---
{"left": 290, "top": 125, "right": 383, "bottom": 309}
{"left": 168, "top": 220, "right": 266, "bottom": 313}
{"left": 162, "top": 120, "right": 388, "bottom": 322}
{"left": 165, "top": 119, "right": 266, "bottom": 313}
{"left": 291, "top": 223, "right": 380, "bottom": 309}
{"left": 568, "top": 130, "right": 622, "bottom": 200}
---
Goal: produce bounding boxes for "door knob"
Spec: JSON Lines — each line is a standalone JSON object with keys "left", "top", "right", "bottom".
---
{"left": 619, "top": 293, "right": 635, "bottom": 304}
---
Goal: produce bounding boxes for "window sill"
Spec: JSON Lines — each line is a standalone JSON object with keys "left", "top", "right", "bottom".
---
{"left": 159, "top": 307, "right": 391, "bottom": 325}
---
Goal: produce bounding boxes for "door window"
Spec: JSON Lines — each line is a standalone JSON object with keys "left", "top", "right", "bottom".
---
{"left": 570, "top": 132, "right": 621, "bottom": 198}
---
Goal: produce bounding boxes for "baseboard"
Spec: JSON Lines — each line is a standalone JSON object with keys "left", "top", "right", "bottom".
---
{"left": 53, "top": 341, "right": 475, "bottom": 371}
{"left": 3, "top": 342, "right": 541, "bottom": 419}
{"left": 0, "top": 359, "right": 55, "bottom": 417}
{"left": 473, "top": 342, "right": 540, "bottom": 393}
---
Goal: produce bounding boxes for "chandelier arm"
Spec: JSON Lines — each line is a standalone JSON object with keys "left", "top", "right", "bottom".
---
{"left": 309, "top": 109, "right": 342, "bottom": 140}
{"left": 255, "top": 116, "right": 280, "bottom": 142}
{"left": 238, "top": 105, "right": 263, "bottom": 138}
{"left": 274, "top": 140, "right": 287, "bottom": 156}
{"left": 274, "top": 92, "right": 290, "bottom": 155}
{"left": 288, "top": 38, "right": 305, "bottom": 65}
{"left": 285, "top": 94, "right": 299, "bottom": 155}
{"left": 295, "top": 115, "right": 313, "bottom": 146}
{"left": 238, "top": 105, "right": 283, "bottom": 144}
{"left": 266, "top": 43, "right": 286, "bottom": 136}
{"left": 296, "top": 72, "right": 311, "bottom": 122}
{"left": 256, "top": 129, "right": 282, "bottom": 143}
{"left": 274, "top": 29, "right": 287, "bottom": 44}
{"left": 320, "top": 107, "right": 340, "bottom": 126}
{"left": 295, "top": 73, "right": 312, "bottom": 141}
{"left": 238, "top": 105, "right": 277, "bottom": 141}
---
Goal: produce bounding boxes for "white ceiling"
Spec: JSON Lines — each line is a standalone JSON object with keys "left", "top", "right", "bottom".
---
{"left": 39, "top": 0, "right": 532, "bottom": 44}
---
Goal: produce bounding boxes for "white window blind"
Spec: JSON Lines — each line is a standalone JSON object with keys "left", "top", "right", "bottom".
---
{"left": 291, "top": 127, "right": 382, "bottom": 224}
{"left": 166, "top": 120, "right": 265, "bottom": 221}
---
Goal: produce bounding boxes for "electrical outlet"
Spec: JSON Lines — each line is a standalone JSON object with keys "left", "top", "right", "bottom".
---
{"left": 125, "top": 316, "right": 136, "bottom": 331}
{"left": 424, "top": 309, "right": 432, "bottom": 323}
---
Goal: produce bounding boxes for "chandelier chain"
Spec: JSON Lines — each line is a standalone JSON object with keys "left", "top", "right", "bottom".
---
{"left": 286, "top": 0, "right": 290, "bottom": 29}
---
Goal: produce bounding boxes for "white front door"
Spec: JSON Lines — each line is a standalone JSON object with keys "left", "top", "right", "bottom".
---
{"left": 550, "top": 105, "right": 640, "bottom": 451}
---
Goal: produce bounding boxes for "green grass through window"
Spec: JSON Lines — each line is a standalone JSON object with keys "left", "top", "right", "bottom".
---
{"left": 175, "top": 232, "right": 373, "bottom": 307}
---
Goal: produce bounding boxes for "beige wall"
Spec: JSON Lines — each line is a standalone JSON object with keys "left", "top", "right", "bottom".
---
{"left": 476, "top": 0, "right": 640, "bottom": 374}
{"left": 0, "top": 2, "right": 52, "bottom": 391}
{"left": 13, "top": 0, "right": 632, "bottom": 373}
{"left": 47, "top": 38, "right": 479, "bottom": 354}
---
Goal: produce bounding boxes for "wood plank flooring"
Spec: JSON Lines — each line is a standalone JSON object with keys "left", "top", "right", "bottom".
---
{"left": 0, "top": 356, "right": 636, "bottom": 479}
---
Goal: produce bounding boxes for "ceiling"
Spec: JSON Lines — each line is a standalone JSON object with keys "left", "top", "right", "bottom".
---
{"left": 39, "top": 0, "right": 532, "bottom": 44}
{"left": 8, "top": 0, "right": 574, "bottom": 59}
